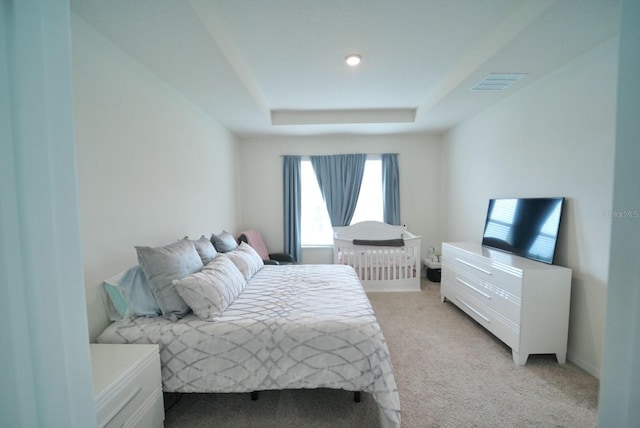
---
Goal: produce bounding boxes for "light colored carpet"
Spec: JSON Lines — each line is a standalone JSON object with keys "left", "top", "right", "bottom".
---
{"left": 164, "top": 280, "right": 599, "bottom": 427}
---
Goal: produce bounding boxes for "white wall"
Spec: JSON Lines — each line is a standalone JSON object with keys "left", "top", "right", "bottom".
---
{"left": 238, "top": 134, "right": 442, "bottom": 265}
{"left": 441, "top": 38, "right": 618, "bottom": 377}
{"left": 72, "top": 16, "right": 240, "bottom": 341}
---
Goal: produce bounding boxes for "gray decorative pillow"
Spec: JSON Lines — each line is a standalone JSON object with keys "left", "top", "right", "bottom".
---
{"left": 211, "top": 230, "right": 238, "bottom": 253}
{"left": 225, "top": 242, "right": 264, "bottom": 280}
{"left": 192, "top": 235, "right": 217, "bottom": 265}
{"left": 135, "top": 239, "right": 203, "bottom": 320}
{"left": 173, "top": 253, "right": 247, "bottom": 320}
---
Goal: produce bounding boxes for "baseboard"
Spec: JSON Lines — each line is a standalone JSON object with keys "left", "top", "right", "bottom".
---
{"left": 567, "top": 352, "right": 601, "bottom": 379}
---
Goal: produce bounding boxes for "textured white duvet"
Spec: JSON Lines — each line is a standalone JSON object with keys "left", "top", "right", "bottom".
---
{"left": 97, "top": 264, "right": 401, "bottom": 428}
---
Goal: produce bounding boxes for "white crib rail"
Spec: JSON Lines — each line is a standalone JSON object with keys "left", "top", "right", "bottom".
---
{"left": 333, "top": 222, "right": 421, "bottom": 292}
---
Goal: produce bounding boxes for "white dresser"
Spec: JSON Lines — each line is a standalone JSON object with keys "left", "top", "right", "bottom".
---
{"left": 440, "top": 242, "right": 572, "bottom": 365}
{"left": 90, "top": 344, "right": 165, "bottom": 428}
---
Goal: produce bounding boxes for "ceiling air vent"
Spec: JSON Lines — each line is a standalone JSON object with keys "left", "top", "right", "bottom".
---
{"left": 471, "top": 73, "right": 527, "bottom": 91}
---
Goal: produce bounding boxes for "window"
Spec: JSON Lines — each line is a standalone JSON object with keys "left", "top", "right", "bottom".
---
{"left": 301, "top": 158, "right": 383, "bottom": 246}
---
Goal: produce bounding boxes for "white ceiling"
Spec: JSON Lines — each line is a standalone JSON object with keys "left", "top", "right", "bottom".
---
{"left": 70, "top": 0, "right": 621, "bottom": 137}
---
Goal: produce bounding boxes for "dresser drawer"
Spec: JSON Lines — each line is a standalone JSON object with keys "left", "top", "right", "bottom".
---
{"left": 447, "top": 291, "right": 520, "bottom": 352}
{"left": 91, "top": 344, "right": 164, "bottom": 428}
{"left": 444, "top": 247, "right": 523, "bottom": 298}
{"left": 123, "top": 387, "right": 165, "bottom": 428}
{"left": 97, "top": 351, "right": 161, "bottom": 428}
{"left": 449, "top": 268, "right": 522, "bottom": 325}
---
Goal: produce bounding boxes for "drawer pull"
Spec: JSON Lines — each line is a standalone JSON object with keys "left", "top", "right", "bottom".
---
{"left": 457, "top": 298, "right": 490, "bottom": 323}
{"left": 101, "top": 387, "right": 142, "bottom": 428}
{"left": 456, "top": 277, "right": 492, "bottom": 299}
{"left": 455, "top": 258, "right": 492, "bottom": 275}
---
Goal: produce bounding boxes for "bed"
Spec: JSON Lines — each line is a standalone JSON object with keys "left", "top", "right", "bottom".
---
{"left": 333, "top": 221, "right": 422, "bottom": 292}
{"left": 98, "top": 256, "right": 401, "bottom": 428}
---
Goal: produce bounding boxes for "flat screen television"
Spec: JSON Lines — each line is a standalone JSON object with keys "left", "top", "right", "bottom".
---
{"left": 481, "top": 197, "right": 565, "bottom": 264}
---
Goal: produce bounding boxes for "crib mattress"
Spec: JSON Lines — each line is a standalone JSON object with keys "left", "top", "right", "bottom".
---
{"left": 97, "top": 264, "right": 400, "bottom": 428}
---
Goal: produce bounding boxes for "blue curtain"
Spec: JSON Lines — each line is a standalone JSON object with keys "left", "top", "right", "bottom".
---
{"left": 382, "top": 153, "right": 401, "bottom": 225}
{"left": 310, "top": 154, "right": 366, "bottom": 227}
{"left": 283, "top": 156, "right": 301, "bottom": 263}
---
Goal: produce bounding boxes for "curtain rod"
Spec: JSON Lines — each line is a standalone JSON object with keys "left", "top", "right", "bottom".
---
{"left": 280, "top": 153, "right": 400, "bottom": 157}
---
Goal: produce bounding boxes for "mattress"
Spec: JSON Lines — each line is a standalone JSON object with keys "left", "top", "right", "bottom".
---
{"left": 97, "top": 264, "right": 400, "bottom": 428}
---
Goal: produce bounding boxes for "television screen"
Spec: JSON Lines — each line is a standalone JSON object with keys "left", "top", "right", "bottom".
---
{"left": 481, "top": 197, "right": 565, "bottom": 264}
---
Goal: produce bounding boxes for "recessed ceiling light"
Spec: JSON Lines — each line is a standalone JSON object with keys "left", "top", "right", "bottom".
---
{"left": 345, "top": 54, "right": 362, "bottom": 66}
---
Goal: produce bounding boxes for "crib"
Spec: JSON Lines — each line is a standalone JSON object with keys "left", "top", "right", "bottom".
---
{"left": 333, "top": 221, "right": 421, "bottom": 292}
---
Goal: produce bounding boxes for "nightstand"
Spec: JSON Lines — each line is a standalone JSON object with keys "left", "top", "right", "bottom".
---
{"left": 90, "top": 344, "right": 164, "bottom": 428}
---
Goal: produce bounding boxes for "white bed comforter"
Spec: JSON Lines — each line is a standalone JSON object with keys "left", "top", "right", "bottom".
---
{"left": 97, "top": 264, "right": 401, "bottom": 428}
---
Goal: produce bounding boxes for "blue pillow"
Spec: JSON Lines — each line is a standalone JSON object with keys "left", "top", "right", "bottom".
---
{"left": 103, "top": 266, "right": 161, "bottom": 320}
{"left": 136, "top": 239, "right": 203, "bottom": 320}
{"left": 211, "top": 230, "right": 238, "bottom": 253}
{"left": 191, "top": 235, "right": 217, "bottom": 265}
{"left": 103, "top": 279, "right": 127, "bottom": 320}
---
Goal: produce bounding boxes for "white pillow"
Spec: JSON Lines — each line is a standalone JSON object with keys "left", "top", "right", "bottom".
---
{"left": 173, "top": 254, "right": 247, "bottom": 320}
{"left": 225, "top": 242, "right": 264, "bottom": 280}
